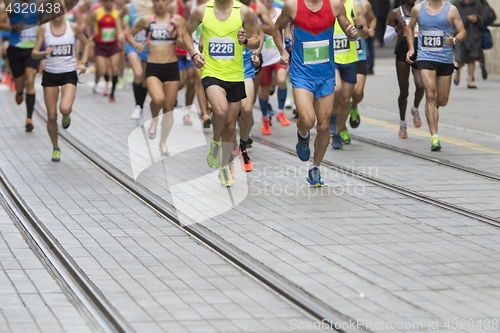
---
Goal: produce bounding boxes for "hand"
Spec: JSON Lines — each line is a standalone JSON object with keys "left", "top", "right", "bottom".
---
{"left": 134, "top": 42, "right": 145, "bottom": 53}
{"left": 406, "top": 49, "right": 415, "bottom": 64}
{"left": 237, "top": 29, "right": 247, "bottom": 45}
{"left": 279, "top": 51, "right": 289, "bottom": 65}
{"left": 77, "top": 64, "right": 87, "bottom": 75}
{"left": 345, "top": 23, "right": 358, "bottom": 41}
{"left": 251, "top": 52, "right": 262, "bottom": 67}
{"left": 368, "top": 28, "right": 375, "bottom": 38}
{"left": 192, "top": 53, "right": 205, "bottom": 69}
{"left": 118, "top": 33, "right": 125, "bottom": 42}
{"left": 445, "top": 33, "right": 454, "bottom": 46}
{"left": 44, "top": 46, "right": 54, "bottom": 55}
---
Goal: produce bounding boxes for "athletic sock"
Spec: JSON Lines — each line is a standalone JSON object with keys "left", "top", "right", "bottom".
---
{"left": 258, "top": 96, "right": 268, "bottom": 117}
{"left": 139, "top": 86, "right": 148, "bottom": 109}
{"left": 104, "top": 73, "right": 110, "bottom": 82}
{"left": 400, "top": 120, "right": 406, "bottom": 127}
{"left": 277, "top": 87, "right": 287, "bottom": 110}
{"left": 110, "top": 75, "right": 118, "bottom": 97}
{"left": 298, "top": 130, "right": 310, "bottom": 140}
{"left": 26, "top": 94, "right": 35, "bottom": 119}
{"left": 239, "top": 139, "right": 247, "bottom": 152}
{"left": 133, "top": 83, "right": 142, "bottom": 106}
{"left": 309, "top": 165, "right": 319, "bottom": 170}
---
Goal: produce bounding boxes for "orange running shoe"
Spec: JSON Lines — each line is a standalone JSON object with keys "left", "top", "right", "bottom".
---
{"left": 10, "top": 80, "right": 16, "bottom": 92}
{"left": 240, "top": 150, "right": 253, "bottom": 172}
{"left": 276, "top": 111, "right": 290, "bottom": 126}
{"left": 261, "top": 117, "right": 271, "bottom": 135}
{"left": 2, "top": 72, "right": 11, "bottom": 85}
{"left": 25, "top": 118, "right": 34, "bottom": 132}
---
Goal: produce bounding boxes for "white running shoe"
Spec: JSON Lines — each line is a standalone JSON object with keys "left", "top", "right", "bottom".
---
{"left": 131, "top": 105, "right": 142, "bottom": 120}
{"left": 284, "top": 99, "right": 293, "bottom": 109}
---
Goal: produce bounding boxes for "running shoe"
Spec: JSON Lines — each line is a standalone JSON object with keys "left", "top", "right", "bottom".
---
{"left": 219, "top": 165, "right": 234, "bottom": 187}
{"left": 25, "top": 118, "right": 34, "bottom": 132}
{"left": 159, "top": 144, "right": 170, "bottom": 156}
{"left": 9, "top": 80, "right": 15, "bottom": 92}
{"left": 296, "top": 131, "right": 310, "bottom": 161}
{"left": 131, "top": 106, "right": 142, "bottom": 120}
{"left": 332, "top": 134, "right": 343, "bottom": 149}
{"left": 276, "top": 111, "right": 290, "bottom": 126}
{"left": 307, "top": 167, "right": 324, "bottom": 187}
{"left": 51, "top": 148, "right": 61, "bottom": 162}
{"left": 480, "top": 61, "right": 487, "bottom": 80}
{"left": 117, "top": 78, "right": 125, "bottom": 90}
{"left": 240, "top": 150, "right": 253, "bottom": 172}
{"left": 261, "top": 117, "right": 271, "bottom": 135}
{"left": 109, "top": 96, "right": 115, "bottom": 102}
{"left": 207, "top": 140, "right": 222, "bottom": 168}
{"left": 340, "top": 130, "right": 351, "bottom": 144}
{"left": 398, "top": 126, "right": 407, "bottom": 138}
{"left": 411, "top": 107, "right": 422, "bottom": 128}
{"left": 292, "top": 108, "right": 298, "bottom": 119}
{"left": 431, "top": 136, "right": 441, "bottom": 151}
{"left": 349, "top": 108, "right": 361, "bottom": 128}
{"left": 103, "top": 87, "right": 110, "bottom": 96}
{"left": 202, "top": 115, "right": 212, "bottom": 128}
{"left": 147, "top": 123, "right": 157, "bottom": 140}
{"left": 92, "top": 85, "right": 99, "bottom": 94}
{"left": 183, "top": 114, "right": 193, "bottom": 126}
{"left": 2, "top": 72, "right": 11, "bottom": 85}
{"left": 15, "top": 92, "right": 23, "bottom": 105}
{"left": 329, "top": 114, "right": 336, "bottom": 135}
{"left": 62, "top": 115, "right": 71, "bottom": 129}
{"left": 284, "top": 99, "right": 293, "bottom": 109}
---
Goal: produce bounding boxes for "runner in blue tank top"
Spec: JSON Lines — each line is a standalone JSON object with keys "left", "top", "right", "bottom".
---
{"left": 406, "top": 0, "right": 466, "bottom": 151}
{"left": 273, "top": 0, "right": 357, "bottom": 186}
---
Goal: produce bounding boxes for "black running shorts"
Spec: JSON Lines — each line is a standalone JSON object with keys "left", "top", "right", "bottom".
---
{"left": 42, "top": 71, "right": 78, "bottom": 87}
{"left": 7, "top": 46, "right": 40, "bottom": 78}
{"left": 356, "top": 60, "right": 367, "bottom": 76}
{"left": 202, "top": 77, "right": 247, "bottom": 103}
{"left": 416, "top": 61, "right": 455, "bottom": 76}
{"left": 145, "top": 62, "right": 180, "bottom": 82}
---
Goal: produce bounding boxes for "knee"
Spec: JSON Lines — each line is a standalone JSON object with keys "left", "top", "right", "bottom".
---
{"left": 316, "top": 121, "right": 330, "bottom": 135}
{"left": 135, "top": 69, "right": 143, "bottom": 80}
{"left": 399, "top": 90, "right": 409, "bottom": 99}
{"left": 25, "top": 77, "right": 35, "bottom": 88}
{"left": 225, "top": 121, "right": 236, "bottom": 133}
{"left": 151, "top": 96, "right": 165, "bottom": 106}
{"left": 299, "top": 114, "right": 316, "bottom": 129}
{"left": 437, "top": 96, "right": 449, "bottom": 107}
{"left": 425, "top": 90, "right": 437, "bottom": 102}
{"left": 47, "top": 114, "right": 57, "bottom": 122}
{"left": 59, "top": 106, "right": 71, "bottom": 115}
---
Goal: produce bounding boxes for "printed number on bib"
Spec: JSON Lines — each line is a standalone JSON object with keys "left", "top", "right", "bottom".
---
{"left": 333, "top": 34, "right": 350, "bottom": 53}
{"left": 356, "top": 38, "right": 362, "bottom": 54}
{"left": 264, "top": 35, "right": 277, "bottom": 50}
{"left": 51, "top": 44, "right": 73, "bottom": 57}
{"left": 20, "top": 27, "right": 37, "bottom": 42}
{"left": 101, "top": 28, "right": 116, "bottom": 42}
{"left": 421, "top": 30, "right": 443, "bottom": 51}
{"left": 303, "top": 40, "right": 329, "bottom": 65}
{"left": 151, "top": 24, "right": 172, "bottom": 43}
{"left": 208, "top": 37, "right": 234, "bottom": 59}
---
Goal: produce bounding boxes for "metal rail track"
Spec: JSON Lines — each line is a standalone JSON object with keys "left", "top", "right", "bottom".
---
{"left": 252, "top": 135, "right": 500, "bottom": 228}
{"left": 0, "top": 169, "right": 133, "bottom": 333}
{"left": 34, "top": 107, "right": 364, "bottom": 332}
{"left": 350, "top": 134, "right": 500, "bottom": 182}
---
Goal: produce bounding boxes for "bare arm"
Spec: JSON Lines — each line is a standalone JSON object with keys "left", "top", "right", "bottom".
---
{"left": 353, "top": 1, "right": 369, "bottom": 39}
{"left": 273, "top": 0, "right": 294, "bottom": 59}
{"left": 31, "top": 24, "right": 49, "bottom": 60}
{"left": 257, "top": 3, "right": 274, "bottom": 35}
{"left": 182, "top": 5, "right": 204, "bottom": 57}
{"left": 125, "top": 15, "right": 148, "bottom": 51}
{"left": 0, "top": 10, "right": 10, "bottom": 30}
{"left": 448, "top": 5, "right": 466, "bottom": 45}
{"left": 241, "top": 5, "right": 261, "bottom": 50}
{"left": 332, "top": 0, "right": 358, "bottom": 41}
{"left": 174, "top": 15, "right": 187, "bottom": 49}
{"left": 363, "top": 0, "right": 376, "bottom": 37}
{"left": 73, "top": 22, "right": 90, "bottom": 65}
{"left": 406, "top": 4, "right": 419, "bottom": 63}
{"left": 86, "top": 11, "right": 96, "bottom": 40}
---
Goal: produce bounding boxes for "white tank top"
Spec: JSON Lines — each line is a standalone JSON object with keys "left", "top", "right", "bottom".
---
{"left": 44, "top": 21, "right": 77, "bottom": 74}
{"left": 261, "top": 7, "right": 281, "bottom": 67}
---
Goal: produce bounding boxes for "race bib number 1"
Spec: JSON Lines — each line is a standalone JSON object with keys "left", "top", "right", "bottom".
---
{"left": 303, "top": 40, "right": 329, "bottom": 65}
{"left": 208, "top": 37, "right": 234, "bottom": 59}
{"left": 51, "top": 44, "right": 73, "bottom": 57}
{"left": 421, "top": 30, "right": 443, "bottom": 51}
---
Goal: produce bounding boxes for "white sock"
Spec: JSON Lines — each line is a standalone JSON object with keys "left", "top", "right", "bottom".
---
{"left": 309, "top": 165, "right": 319, "bottom": 170}
{"left": 400, "top": 120, "right": 407, "bottom": 127}
{"left": 432, "top": 134, "right": 439, "bottom": 139}
{"left": 298, "top": 131, "right": 310, "bottom": 139}
{"left": 411, "top": 106, "right": 418, "bottom": 113}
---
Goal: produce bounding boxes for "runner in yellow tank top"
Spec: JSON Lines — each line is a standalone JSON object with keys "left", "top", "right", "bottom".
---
{"left": 183, "top": 0, "right": 261, "bottom": 187}
{"left": 331, "top": 0, "right": 368, "bottom": 149}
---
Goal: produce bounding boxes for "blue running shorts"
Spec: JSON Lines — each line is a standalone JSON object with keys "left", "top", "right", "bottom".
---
{"left": 125, "top": 42, "right": 148, "bottom": 63}
{"left": 291, "top": 76, "right": 335, "bottom": 98}
{"left": 178, "top": 56, "right": 193, "bottom": 71}
{"left": 335, "top": 62, "right": 357, "bottom": 85}
{"left": 244, "top": 56, "right": 255, "bottom": 80}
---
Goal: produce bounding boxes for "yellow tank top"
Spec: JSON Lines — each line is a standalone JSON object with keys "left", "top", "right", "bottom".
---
{"left": 201, "top": 0, "right": 244, "bottom": 82}
{"left": 333, "top": 0, "right": 358, "bottom": 64}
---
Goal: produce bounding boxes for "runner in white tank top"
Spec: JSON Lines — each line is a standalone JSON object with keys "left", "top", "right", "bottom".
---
{"left": 32, "top": 15, "right": 90, "bottom": 162}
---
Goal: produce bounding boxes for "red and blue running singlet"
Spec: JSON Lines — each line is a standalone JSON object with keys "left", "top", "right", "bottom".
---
{"left": 289, "top": 0, "right": 335, "bottom": 79}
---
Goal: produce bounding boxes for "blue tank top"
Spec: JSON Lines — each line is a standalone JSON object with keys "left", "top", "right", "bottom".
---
{"left": 128, "top": 4, "right": 148, "bottom": 51}
{"left": 417, "top": 0, "right": 454, "bottom": 64}
{"left": 290, "top": 0, "right": 335, "bottom": 80}
{"left": 8, "top": 0, "right": 39, "bottom": 48}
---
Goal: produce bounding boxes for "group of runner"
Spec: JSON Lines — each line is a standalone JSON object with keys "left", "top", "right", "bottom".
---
{"left": 0, "top": 0, "right": 467, "bottom": 185}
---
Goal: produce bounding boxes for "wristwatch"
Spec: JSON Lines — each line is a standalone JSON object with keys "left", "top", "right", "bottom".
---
{"left": 356, "top": 25, "right": 364, "bottom": 29}
{"left": 83, "top": 62, "right": 89, "bottom": 67}
{"left": 452, "top": 37, "right": 457, "bottom": 45}
{"left": 243, "top": 38, "right": 248, "bottom": 45}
